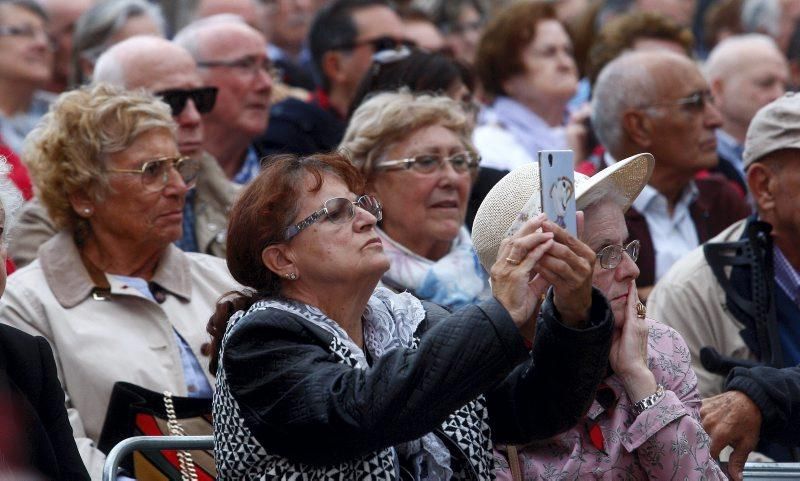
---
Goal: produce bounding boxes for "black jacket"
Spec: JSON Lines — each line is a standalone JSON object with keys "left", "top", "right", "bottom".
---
{"left": 726, "top": 365, "right": 800, "bottom": 445}
{"left": 0, "top": 324, "right": 89, "bottom": 480}
{"left": 254, "top": 96, "right": 345, "bottom": 157}
{"left": 222, "top": 290, "right": 613, "bottom": 473}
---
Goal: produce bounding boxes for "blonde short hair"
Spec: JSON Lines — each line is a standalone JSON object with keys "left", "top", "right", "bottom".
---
{"left": 24, "top": 82, "right": 176, "bottom": 233}
{"left": 339, "top": 90, "right": 476, "bottom": 181}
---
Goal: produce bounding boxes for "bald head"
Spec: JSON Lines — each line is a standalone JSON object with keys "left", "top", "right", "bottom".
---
{"left": 174, "top": 14, "right": 266, "bottom": 61}
{"left": 705, "top": 34, "right": 788, "bottom": 141}
{"left": 93, "top": 36, "right": 207, "bottom": 156}
{"left": 93, "top": 36, "right": 200, "bottom": 90}
{"left": 706, "top": 34, "right": 785, "bottom": 79}
{"left": 593, "top": 50, "right": 696, "bottom": 154}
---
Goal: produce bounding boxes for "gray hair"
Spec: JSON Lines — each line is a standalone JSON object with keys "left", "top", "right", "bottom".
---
{"left": 173, "top": 13, "right": 249, "bottom": 59}
{"left": 0, "top": 155, "right": 22, "bottom": 247}
{"left": 741, "top": 0, "right": 781, "bottom": 38}
{"left": 580, "top": 182, "right": 628, "bottom": 212}
{"left": 339, "top": 90, "right": 475, "bottom": 180}
{"left": 70, "top": 0, "right": 166, "bottom": 87}
{"left": 591, "top": 51, "right": 658, "bottom": 155}
{"left": 704, "top": 33, "right": 781, "bottom": 81}
{"left": 0, "top": 0, "right": 47, "bottom": 21}
{"left": 91, "top": 47, "right": 127, "bottom": 87}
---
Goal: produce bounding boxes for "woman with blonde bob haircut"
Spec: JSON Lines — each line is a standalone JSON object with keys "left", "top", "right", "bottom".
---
{"left": 0, "top": 82, "right": 238, "bottom": 477}
{"left": 340, "top": 90, "right": 486, "bottom": 309}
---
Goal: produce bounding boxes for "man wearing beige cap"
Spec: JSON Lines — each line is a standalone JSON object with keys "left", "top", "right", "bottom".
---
{"left": 650, "top": 91, "right": 800, "bottom": 396}
{"left": 648, "top": 91, "right": 800, "bottom": 477}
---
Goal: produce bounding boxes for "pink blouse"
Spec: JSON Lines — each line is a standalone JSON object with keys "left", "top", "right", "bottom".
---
{"left": 494, "top": 319, "right": 727, "bottom": 480}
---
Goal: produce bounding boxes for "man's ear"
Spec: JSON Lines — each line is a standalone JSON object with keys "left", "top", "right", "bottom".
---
{"left": 747, "top": 163, "right": 776, "bottom": 211}
{"left": 322, "top": 50, "right": 347, "bottom": 86}
{"left": 68, "top": 191, "right": 95, "bottom": 218}
{"left": 262, "top": 243, "right": 297, "bottom": 279}
{"left": 709, "top": 78, "right": 725, "bottom": 107}
{"left": 622, "top": 109, "right": 653, "bottom": 148}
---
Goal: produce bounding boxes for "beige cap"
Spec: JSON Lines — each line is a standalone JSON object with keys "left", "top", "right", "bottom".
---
{"left": 743, "top": 92, "right": 800, "bottom": 169}
{"left": 471, "top": 153, "right": 654, "bottom": 272}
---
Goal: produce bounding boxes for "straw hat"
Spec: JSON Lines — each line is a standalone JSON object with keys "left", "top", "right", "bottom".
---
{"left": 471, "top": 153, "right": 654, "bottom": 272}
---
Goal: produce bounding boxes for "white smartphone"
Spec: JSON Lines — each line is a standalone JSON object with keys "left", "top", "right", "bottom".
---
{"left": 538, "top": 150, "right": 577, "bottom": 237}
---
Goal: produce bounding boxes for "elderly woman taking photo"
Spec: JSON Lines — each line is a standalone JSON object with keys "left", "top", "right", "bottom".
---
{"left": 472, "top": 155, "right": 726, "bottom": 480}
{"left": 209, "top": 152, "right": 616, "bottom": 479}
{"left": 0, "top": 83, "right": 238, "bottom": 477}
{"left": 340, "top": 91, "right": 485, "bottom": 309}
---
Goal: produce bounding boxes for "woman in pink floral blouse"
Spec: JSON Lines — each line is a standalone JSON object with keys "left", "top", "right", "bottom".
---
{"left": 477, "top": 155, "right": 727, "bottom": 480}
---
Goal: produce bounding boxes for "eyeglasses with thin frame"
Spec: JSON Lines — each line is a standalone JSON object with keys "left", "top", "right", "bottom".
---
{"left": 644, "top": 90, "right": 714, "bottom": 113}
{"left": 375, "top": 152, "right": 480, "bottom": 174}
{"left": 0, "top": 24, "right": 53, "bottom": 47}
{"left": 284, "top": 195, "right": 382, "bottom": 240}
{"left": 107, "top": 156, "right": 200, "bottom": 192}
{"left": 155, "top": 87, "right": 218, "bottom": 116}
{"left": 596, "top": 240, "right": 640, "bottom": 270}
{"left": 197, "top": 55, "right": 279, "bottom": 81}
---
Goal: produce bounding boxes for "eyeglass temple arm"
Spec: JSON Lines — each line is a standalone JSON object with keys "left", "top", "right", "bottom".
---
{"left": 285, "top": 209, "right": 327, "bottom": 239}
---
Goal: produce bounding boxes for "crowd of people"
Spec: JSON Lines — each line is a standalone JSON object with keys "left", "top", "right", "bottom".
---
{"left": 0, "top": 0, "right": 800, "bottom": 480}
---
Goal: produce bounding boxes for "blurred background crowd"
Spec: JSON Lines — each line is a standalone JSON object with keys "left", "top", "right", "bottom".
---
{"left": 1, "top": 0, "right": 800, "bottom": 479}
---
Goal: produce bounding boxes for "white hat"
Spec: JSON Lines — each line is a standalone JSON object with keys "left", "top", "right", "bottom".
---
{"left": 471, "top": 153, "right": 654, "bottom": 272}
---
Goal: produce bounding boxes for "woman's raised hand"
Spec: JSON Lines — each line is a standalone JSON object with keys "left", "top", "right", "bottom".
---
{"left": 490, "top": 213, "right": 554, "bottom": 339}
{"left": 609, "top": 281, "right": 657, "bottom": 402}
{"left": 534, "top": 216, "right": 595, "bottom": 328}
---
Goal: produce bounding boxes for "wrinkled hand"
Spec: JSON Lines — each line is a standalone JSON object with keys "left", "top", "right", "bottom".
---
{"left": 491, "top": 213, "right": 554, "bottom": 339}
{"left": 609, "top": 281, "right": 656, "bottom": 401}
{"left": 701, "top": 390, "right": 762, "bottom": 481}
{"left": 534, "top": 217, "right": 595, "bottom": 328}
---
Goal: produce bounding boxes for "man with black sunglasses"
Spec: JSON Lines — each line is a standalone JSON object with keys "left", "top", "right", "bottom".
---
{"left": 8, "top": 35, "right": 239, "bottom": 268}
{"left": 255, "top": 0, "right": 406, "bottom": 157}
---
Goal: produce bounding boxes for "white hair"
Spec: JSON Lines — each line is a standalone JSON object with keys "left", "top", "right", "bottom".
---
{"left": 591, "top": 51, "right": 658, "bottom": 155}
{"left": 580, "top": 182, "right": 628, "bottom": 212}
{"left": 0, "top": 156, "right": 24, "bottom": 247}
{"left": 741, "top": 0, "right": 781, "bottom": 37}
{"left": 173, "top": 13, "right": 250, "bottom": 59}
{"left": 705, "top": 33, "right": 782, "bottom": 81}
{"left": 92, "top": 47, "right": 127, "bottom": 87}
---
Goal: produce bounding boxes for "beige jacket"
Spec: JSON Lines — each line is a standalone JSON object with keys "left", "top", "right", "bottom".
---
{"left": 0, "top": 231, "right": 239, "bottom": 479}
{"left": 648, "top": 218, "right": 755, "bottom": 398}
{"left": 9, "top": 151, "right": 239, "bottom": 267}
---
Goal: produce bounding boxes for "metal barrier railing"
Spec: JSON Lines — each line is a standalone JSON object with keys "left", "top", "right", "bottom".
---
{"left": 742, "top": 462, "right": 800, "bottom": 479}
{"left": 101, "top": 435, "right": 214, "bottom": 481}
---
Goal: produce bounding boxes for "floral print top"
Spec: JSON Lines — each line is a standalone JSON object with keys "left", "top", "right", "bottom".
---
{"left": 494, "top": 319, "right": 728, "bottom": 480}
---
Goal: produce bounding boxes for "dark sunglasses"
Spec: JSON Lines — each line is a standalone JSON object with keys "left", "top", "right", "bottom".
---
{"left": 339, "top": 35, "right": 416, "bottom": 53}
{"left": 155, "top": 87, "right": 218, "bottom": 116}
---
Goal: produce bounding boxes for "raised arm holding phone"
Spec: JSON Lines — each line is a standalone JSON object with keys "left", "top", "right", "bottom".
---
{"left": 208, "top": 152, "right": 615, "bottom": 479}
{"left": 479, "top": 153, "right": 727, "bottom": 480}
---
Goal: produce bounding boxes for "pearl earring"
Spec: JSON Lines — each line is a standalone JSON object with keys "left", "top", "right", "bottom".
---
{"left": 83, "top": 208, "right": 92, "bottom": 216}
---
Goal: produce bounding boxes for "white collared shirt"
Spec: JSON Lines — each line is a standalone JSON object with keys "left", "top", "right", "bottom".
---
{"left": 604, "top": 152, "right": 700, "bottom": 282}
{"left": 632, "top": 182, "right": 700, "bottom": 281}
